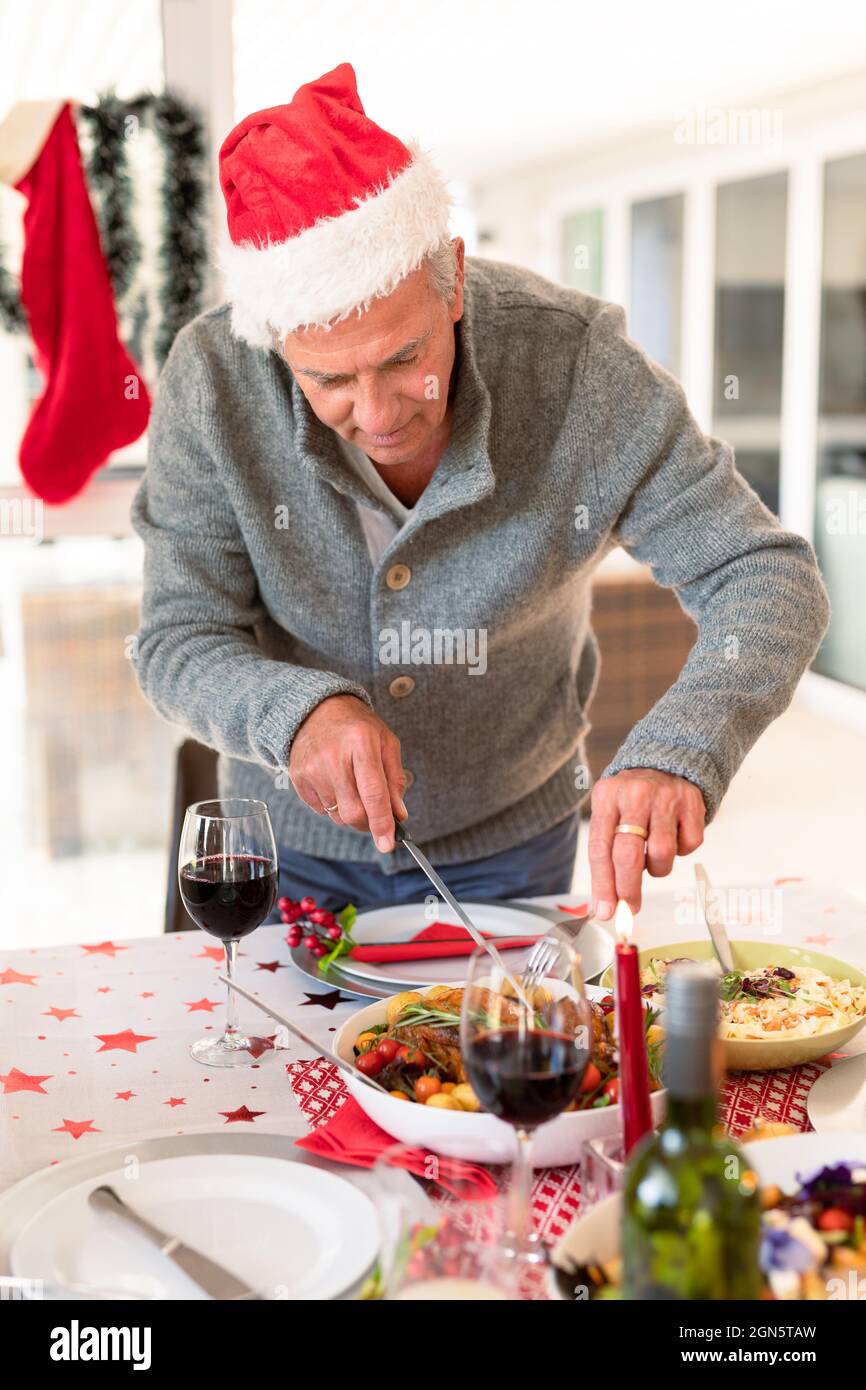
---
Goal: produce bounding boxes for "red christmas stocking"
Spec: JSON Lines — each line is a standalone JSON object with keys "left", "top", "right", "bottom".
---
{"left": 14, "top": 102, "right": 150, "bottom": 504}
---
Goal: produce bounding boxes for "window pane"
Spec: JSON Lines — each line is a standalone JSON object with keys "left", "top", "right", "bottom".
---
{"left": 713, "top": 172, "right": 788, "bottom": 516}
{"left": 630, "top": 194, "right": 684, "bottom": 377}
{"left": 561, "top": 209, "right": 604, "bottom": 295}
{"left": 812, "top": 151, "right": 866, "bottom": 692}
{"left": 0, "top": 538, "right": 176, "bottom": 946}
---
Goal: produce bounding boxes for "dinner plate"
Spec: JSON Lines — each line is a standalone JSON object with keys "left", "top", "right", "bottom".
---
{"left": 808, "top": 1053, "right": 866, "bottom": 1133}
{"left": 9, "top": 1151, "right": 379, "bottom": 1301}
{"left": 336, "top": 901, "right": 613, "bottom": 988}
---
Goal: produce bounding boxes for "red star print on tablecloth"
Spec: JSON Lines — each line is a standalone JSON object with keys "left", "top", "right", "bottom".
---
{"left": 0, "top": 967, "right": 38, "bottom": 987}
{"left": 255, "top": 961, "right": 285, "bottom": 972}
{"left": 94, "top": 1028, "right": 156, "bottom": 1054}
{"left": 82, "top": 942, "right": 128, "bottom": 957}
{"left": 245, "top": 1034, "right": 277, "bottom": 1059}
{"left": 53, "top": 1118, "right": 100, "bottom": 1139}
{"left": 42, "top": 1007, "right": 80, "bottom": 1022}
{"left": 220, "top": 1105, "right": 265, "bottom": 1124}
{"left": 196, "top": 945, "right": 224, "bottom": 962}
{"left": 164, "top": 1097, "right": 186, "bottom": 1108}
{"left": 115, "top": 1091, "right": 136, "bottom": 1101}
{"left": 1, "top": 1067, "right": 52, "bottom": 1095}
{"left": 184, "top": 998, "right": 219, "bottom": 1013}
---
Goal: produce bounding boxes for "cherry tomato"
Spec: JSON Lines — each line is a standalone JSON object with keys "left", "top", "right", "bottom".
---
{"left": 376, "top": 1038, "right": 400, "bottom": 1063}
{"left": 356, "top": 1050, "right": 385, "bottom": 1077}
{"left": 415, "top": 1075, "right": 442, "bottom": 1103}
{"left": 817, "top": 1207, "right": 854, "bottom": 1232}
{"left": 602, "top": 1078, "right": 620, "bottom": 1104}
{"left": 397, "top": 1044, "right": 424, "bottom": 1067}
{"left": 579, "top": 1063, "right": 602, "bottom": 1094}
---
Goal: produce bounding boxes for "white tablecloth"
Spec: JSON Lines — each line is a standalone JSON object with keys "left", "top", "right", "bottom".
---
{"left": 1, "top": 879, "right": 864, "bottom": 1193}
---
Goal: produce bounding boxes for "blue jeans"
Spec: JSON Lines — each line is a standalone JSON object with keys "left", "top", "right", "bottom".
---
{"left": 266, "top": 812, "right": 580, "bottom": 919}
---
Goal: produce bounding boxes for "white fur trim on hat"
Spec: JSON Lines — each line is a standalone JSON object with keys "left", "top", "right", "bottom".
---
{"left": 217, "top": 143, "right": 453, "bottom": 348}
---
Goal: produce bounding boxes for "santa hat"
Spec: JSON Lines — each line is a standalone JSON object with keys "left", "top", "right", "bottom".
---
{"left": 218, "top": 62, "right": 452, "bottom": 348}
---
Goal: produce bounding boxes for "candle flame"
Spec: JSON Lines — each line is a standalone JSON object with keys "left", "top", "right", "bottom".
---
{"left": 614, "top": 899, "right": 634, "bottom": 943}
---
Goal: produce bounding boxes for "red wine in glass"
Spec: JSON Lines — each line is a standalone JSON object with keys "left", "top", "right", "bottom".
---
{"left": 179, "top": 855, "right": 277, "bottom": 941}
{"left": 178, "top": 799, "right": 278, "bottom": 1067}
{"left": 460, "top": 947, "right": 593, "bottom": 1270}
{"left": 465, "top": 1028, "right": 591, "bottom": 1129}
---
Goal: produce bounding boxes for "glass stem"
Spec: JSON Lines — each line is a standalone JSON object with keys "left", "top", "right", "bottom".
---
{"left": 224, "top": 940, "right": 239, "bottom": 1042}
{"left": 507, "top": 1129, "right": 535, "bottom": 1250}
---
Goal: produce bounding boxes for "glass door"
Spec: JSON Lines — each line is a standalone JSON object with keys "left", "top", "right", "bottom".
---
{"left": 713, "top": 172, "right": 788, "bottom": 516}
{"left": 812, "top": 152, "right": 866, "bottom": 692}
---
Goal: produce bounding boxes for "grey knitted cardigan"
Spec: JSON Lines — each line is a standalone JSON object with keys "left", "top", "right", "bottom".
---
{"left": 131, "top": 257, "right": 830, "bottom": 874}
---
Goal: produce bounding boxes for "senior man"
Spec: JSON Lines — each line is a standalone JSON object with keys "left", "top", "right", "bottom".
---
{"left": 132, "top": 63, "right": 829, "bottom": 921}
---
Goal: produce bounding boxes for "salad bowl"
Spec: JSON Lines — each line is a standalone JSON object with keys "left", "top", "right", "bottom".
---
{"left": 601, "top": 940, "right": 866, "bottom": 1071}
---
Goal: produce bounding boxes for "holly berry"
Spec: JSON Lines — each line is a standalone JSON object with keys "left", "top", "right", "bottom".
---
{"left": 308, "top": 908, "right": 330, "bottom": 925}
{"left": 281, "top": 904, "right": 303, "bottom": 924}
{"left": 326, "top": 925, "right": 342, "bottom": 941}
{"left": 277, "top": 896, "right": 295, "bottom": 914}
{"left": 302, "top": 934, "right": 318, "bottom": 951}
{"left": 286, "top": 928, "right": 302, "bottom": 948}
{"left": 299, "top": 896, "right": 317, "bottom": 913}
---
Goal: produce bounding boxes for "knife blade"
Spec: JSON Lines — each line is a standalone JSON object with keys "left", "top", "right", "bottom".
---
{"left": 88, "top": 1184, "right": 259, "bottom": 1300}
{"left": 694, "top": 863, "right": 735, "bottom": 974}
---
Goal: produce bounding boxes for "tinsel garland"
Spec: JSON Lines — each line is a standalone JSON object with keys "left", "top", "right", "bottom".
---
{"left": 0, "top": 88, "right": 208, "bottom": 369}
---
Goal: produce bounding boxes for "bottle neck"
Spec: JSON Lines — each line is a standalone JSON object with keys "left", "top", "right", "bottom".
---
{"left": 663, "top": 1091, "right": 718, "bottom": 1135}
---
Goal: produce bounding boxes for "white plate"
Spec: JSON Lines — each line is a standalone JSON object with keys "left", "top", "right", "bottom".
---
{"left": 552, "top": 1130, "right": 866, "bottom": 1277}
{"left": 341, "top": 901, "right": 613, "bottom": 987}
{"left": 808, "top": 1053, "right": 866, "bottom": 1132}
{"left": 10, "top": 1153, "right": 379, "bottom": 1301}
{"left": 333, "top": 981, "right": 667, "bottom": 1167}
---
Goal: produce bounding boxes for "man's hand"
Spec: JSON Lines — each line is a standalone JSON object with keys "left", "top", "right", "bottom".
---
{"left": 288, "top": 695, "right": 408, "bottom": 852}
{"left": 588, "top": 768, "right": 706, "bottom": 920}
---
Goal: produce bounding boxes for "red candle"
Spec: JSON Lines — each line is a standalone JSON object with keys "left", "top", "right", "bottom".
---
{"left": 614, "top": 900, "right": 653, "bottom": 1156}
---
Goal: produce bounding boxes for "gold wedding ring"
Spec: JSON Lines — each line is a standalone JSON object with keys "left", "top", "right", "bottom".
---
{"left": 323, "top": 803, "right": 339, "bottom": 815}
{"left": 615, "top": 822, "right": 649, "bottom": 840}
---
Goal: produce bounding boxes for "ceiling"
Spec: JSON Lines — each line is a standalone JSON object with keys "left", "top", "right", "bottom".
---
{"left": 233, "top": 0, "right": 866, "bottom": 180}
{"left": 1, "top": 0, "right": 866, "bottom": 186}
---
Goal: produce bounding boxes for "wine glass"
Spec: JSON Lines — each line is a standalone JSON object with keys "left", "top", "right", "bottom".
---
{"left": 460, "top": 943, "right": 593, "bottom": 1268}
{"left": 178, "top": 798, "right": 278, "bottom": 1067}
{"left": 371, "top": 1144, "right": 518, "bottom": 1301}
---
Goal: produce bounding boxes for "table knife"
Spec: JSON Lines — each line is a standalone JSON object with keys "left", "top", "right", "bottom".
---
{"left": 694, "top": 863, "right": 735, "bottom": 974}
{"left": 88, "top": 1185, "right": 259, "bottom": 1300}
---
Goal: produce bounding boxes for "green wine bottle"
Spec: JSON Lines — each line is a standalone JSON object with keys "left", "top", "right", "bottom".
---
{"left": 622, "top": 963, "right": 761, "bottom": 1300}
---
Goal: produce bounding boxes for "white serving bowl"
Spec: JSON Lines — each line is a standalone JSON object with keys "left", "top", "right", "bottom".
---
{"left": 332, "top": 980, "right": 666, "bottom": 1169}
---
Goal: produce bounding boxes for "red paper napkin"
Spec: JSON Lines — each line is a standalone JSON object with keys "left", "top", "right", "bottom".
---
{"left": 295, "top": 1096, "right": 498, "bottom": 1200}
{"left": 348, "top": 921, "right": 537, "bottom": 963}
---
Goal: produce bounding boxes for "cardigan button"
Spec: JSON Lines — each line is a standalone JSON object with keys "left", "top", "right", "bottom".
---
{"left": 389, "top": 675, "right": 415, "bottom": 699}
{"left": 385, "top": 563, "right": 411, "bottom": 590}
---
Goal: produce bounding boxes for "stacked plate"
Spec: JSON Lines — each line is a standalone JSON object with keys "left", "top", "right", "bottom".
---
{"left": 289, "top": 900, "right": 614, "bottom": 999}
{"left": 0, "top": 1134, "right": 381, "bottom": 1301}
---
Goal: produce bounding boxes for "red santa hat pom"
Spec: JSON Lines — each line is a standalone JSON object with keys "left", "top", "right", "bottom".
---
{"left": 218, "top": 62, "right": 452, "bottom": 347}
